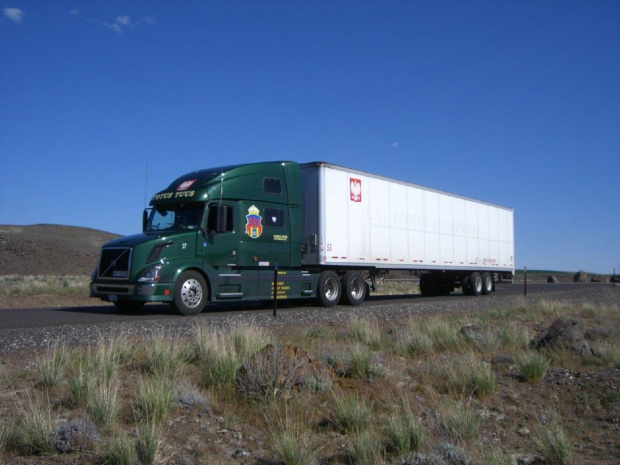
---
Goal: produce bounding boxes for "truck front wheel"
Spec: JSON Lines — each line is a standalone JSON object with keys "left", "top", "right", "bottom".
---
{"left": 172, "top": 271, "right": 208, "bottom": 316}
{"left": 341, "top": 271, "right": 366, "bottom": 306}
{"left": 317, "top": 271, "right": 341, "bottom": 307}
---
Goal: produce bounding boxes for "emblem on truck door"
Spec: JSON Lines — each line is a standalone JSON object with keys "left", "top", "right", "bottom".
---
{"left": 245, "top": 205, "right": 263, "bottom": 239}
{"left": 350, "top": 178, "right": 362, "bottom": 202}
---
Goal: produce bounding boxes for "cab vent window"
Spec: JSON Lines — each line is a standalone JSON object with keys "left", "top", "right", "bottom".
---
{"left": 264, "top": 178, "right": 282, "bottom": 194}
{"left": 264, "top": 208, "right": 284, "bottom": 228}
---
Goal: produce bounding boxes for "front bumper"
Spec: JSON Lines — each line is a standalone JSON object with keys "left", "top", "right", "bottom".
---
{"left": 90, "top": 281, "right": 174, "bottom": 303}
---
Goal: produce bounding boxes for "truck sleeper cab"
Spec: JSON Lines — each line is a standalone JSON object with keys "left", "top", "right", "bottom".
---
{"left": 90, "top": 161, "right": 515, "bottom": 315}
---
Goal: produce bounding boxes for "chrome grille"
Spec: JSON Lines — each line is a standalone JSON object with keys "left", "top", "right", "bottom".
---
{"left": 98, "top": 248, "right": 132, "bottom": 280}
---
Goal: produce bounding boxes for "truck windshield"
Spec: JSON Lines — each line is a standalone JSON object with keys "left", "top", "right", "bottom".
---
{"left": 146, "top": 203, "right": 205, "bottom": 231}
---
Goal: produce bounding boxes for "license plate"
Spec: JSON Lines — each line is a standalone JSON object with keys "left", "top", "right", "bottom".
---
{"left": 109, "top": 294, "right": 118, "bottom": 302}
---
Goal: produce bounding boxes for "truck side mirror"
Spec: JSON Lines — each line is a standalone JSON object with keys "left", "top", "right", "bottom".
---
{"left": 216, "top": 205, "right": 228, "bottom": 233}
{"left": 142, "top": 209, "right": 150, "bottom": 232}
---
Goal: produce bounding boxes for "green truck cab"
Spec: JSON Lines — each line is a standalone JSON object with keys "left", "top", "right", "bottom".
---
{"left": 90, "top": 161, "right": 316, "bottom": 315}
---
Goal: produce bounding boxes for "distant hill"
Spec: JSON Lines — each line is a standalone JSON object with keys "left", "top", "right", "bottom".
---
{"left": 0, "top": 224, "right": 121, "bottom": 276}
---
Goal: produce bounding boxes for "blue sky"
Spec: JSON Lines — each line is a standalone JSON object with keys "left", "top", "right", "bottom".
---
{"left": 1, "top": 1, "right": 618, "bottom": 273}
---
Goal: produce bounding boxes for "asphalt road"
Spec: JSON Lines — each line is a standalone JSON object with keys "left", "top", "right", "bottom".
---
{"left": 0, "top": 282, "right": 598, "bottom": 330}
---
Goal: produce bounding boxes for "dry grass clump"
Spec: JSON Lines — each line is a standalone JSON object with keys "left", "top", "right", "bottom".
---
{"left": 348, "top": 315, "right": 382, "bottom": 349}
{"left": 264, "top": 402, "right": 320, "bottom": 465}
{"left": 331, "top": 390, "right": 373, "bottom": 434}
{"left": 533, "top": 416, "right": 573, "bottom": 465}
{"left": 12, "top": 391, "right": 56, "bottom": 456}
{"left": 516, "top": 351, "right": 550, "bottom": 383}
{"left": 36, "top": 343, "right": 68, "bottom": 390}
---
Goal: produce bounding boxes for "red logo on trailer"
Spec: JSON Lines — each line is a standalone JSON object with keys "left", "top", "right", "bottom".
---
{"left": 350, "top": 178, "right": 362, "bottom": 202}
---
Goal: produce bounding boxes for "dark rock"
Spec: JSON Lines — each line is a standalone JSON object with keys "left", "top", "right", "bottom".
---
{"left": 531, "top": 318, "right": 594, "bottom": 356}
{"left": 573, "top": 270, "right": 587, "bottom": 283}
{"left": 591, "top": 274, "right": 607, "bottom": 283}
{"left": 547, "top": 275, "right": 559, "bottom": 283}
{"left": 492, "top": 354, "right": 515, "bottom": 365}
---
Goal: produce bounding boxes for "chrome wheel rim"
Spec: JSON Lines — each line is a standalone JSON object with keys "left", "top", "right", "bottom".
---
{"left": 181, "top": 279, "right": 203, "bottom": 308}
{"left": 350, "top": 277, "right": 364, "bottom": 300}
{"left": 324, "top": 277, "right": 339, "bottom": 301}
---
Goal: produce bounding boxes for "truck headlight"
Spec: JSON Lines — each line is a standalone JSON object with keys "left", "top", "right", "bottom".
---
{"left": 138, "top": 265, "right": 163, "bottom": 283}
{"left": 90, "top": 268, "right": 98, "bottom": 281}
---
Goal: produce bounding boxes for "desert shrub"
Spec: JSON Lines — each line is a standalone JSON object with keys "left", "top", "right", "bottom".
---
{"left": 236, "top": 344, "right": 307, "bottom": 401}
{"left": 176, "top": 380, "right": 210, "bottom": 411}
{"left": 54, "top": 418, "right": 101, "bottom": 453}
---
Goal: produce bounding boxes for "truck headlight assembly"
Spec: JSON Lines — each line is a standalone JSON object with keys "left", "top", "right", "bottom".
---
{"left": 90, "top": 268, "right": 98, "bottom": 281}
{"left": 138, "top": 265, "right": 163, "bottom": 283}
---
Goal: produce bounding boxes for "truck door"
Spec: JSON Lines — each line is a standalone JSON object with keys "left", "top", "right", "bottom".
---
{"left": 201, "top": 203, "right": 258, "bottom": 300}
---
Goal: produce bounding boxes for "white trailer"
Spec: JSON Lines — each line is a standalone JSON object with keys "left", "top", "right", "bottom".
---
{"left": 300, "top": 162, "right": 514, "bottom": 298}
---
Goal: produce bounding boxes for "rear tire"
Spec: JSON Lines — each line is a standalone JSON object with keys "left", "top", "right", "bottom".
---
{"left": 317, "top": 271, "right": 341, "bottom": 307}
{"left": 172, "top": 270, "right": 208, "bottom": 315}
{"left": 341, "top": 271, "right": 366, "bottom": 306}
{"left": 482, "top": 272, "right": 493, "bottom": 295}
{"left": 464, "top": 272, "right": 483, "bottom": 296}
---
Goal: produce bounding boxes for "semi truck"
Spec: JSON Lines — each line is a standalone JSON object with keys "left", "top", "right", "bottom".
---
{"left": 90, "top": 161, "right": 514, "bottom": 315}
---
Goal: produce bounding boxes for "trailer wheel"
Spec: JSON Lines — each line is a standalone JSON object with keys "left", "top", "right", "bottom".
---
{"left": 172, "top": 270, "right": 207, "bottom": 315}
{"left": 482, "top": 272, "right": 493, "bottom": 295}
{"left": 465, "top": 272, "right": 483, "bottom": 296}
{"left": 113, "top": 301, "right": 145, "bottom": 313}
{"left": 317, "top": 271, "right": 341, "bottom": 307}
{"left": 341, "top": 271, "right": 366, "bottom": 306}
{"left": 420, "top": 274, "right": 435, "bottom": 297}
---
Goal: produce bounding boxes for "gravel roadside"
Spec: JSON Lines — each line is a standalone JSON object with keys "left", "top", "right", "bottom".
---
{"left": 1, "top": 286, "right": 618, "bottom": 357}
